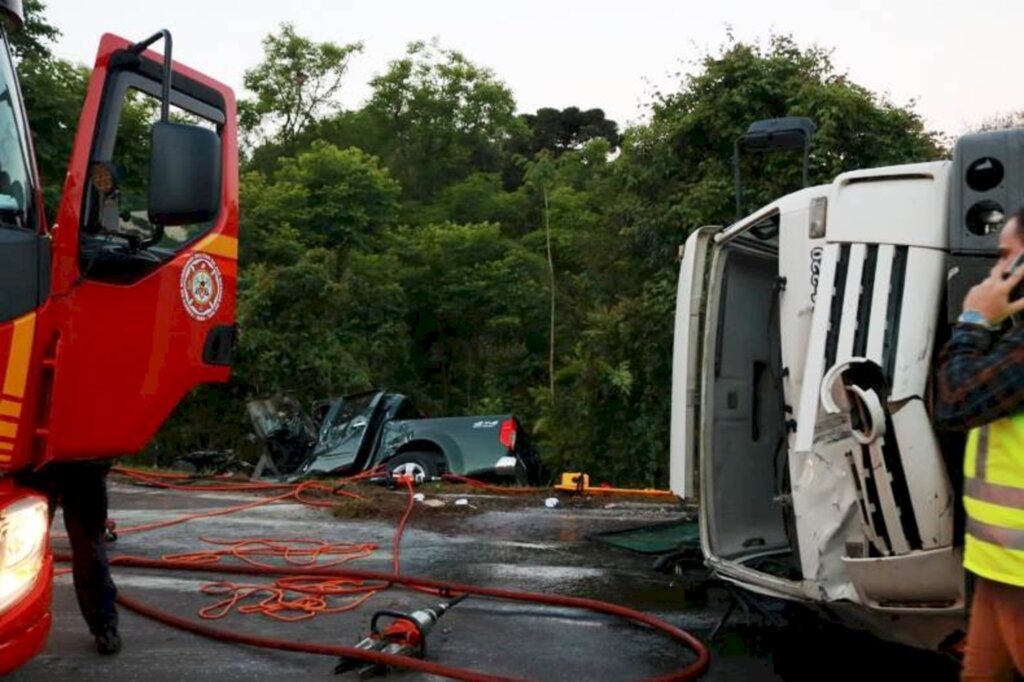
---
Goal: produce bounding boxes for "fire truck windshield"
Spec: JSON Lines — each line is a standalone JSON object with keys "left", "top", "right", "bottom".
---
{"left": 0, "top": 34, "right": 33, "bottom": 230}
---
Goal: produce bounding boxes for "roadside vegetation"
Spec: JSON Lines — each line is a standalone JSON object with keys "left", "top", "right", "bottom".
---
{"left": 21, "top": 1, "right": 964, "bottom": 486}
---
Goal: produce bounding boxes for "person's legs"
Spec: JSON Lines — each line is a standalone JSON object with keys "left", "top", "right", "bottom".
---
{"left": 992, "top": 580, "right": 1024, "bottom": 677}
{"left": 60, "top": 462, "right": 119, "bottom": 653}
{"left": 962, "top": 577, "right": 1016, "bottom": 682}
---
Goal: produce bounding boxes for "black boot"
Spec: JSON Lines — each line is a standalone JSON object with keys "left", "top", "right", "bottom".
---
{"left": 95, "top": 626, "right": 121, "bottom": 655}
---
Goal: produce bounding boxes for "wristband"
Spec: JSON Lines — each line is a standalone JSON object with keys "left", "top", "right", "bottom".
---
{"left": 958, "top": 310, "right": 996, "bottom": 329}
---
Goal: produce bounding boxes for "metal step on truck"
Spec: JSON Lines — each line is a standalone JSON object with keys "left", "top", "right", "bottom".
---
{"left": 670, "top": 116, "right": 1022, "bottom": 651}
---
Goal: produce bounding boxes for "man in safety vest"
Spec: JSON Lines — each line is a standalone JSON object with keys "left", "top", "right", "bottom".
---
{"left": 936, "top": 205, "right": 1024, "bottom": 680}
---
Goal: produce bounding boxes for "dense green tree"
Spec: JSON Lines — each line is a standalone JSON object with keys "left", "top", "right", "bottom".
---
{"left": 18, "top": 55, "right": 87, "bottom": 216}
{"left": 532, "top": 276, "right": 674, "bottom": 485}
{"left": 240, "top": 141, "right": 400, "bottom": 264}
{"left": 612, "top": 35, "right": 944, "bottom": 274}
{"left": 240, "top": 23, "right": 363, "bottom": 150}
{"left": 7, "top": 2, "right": 944, "bottom": 485}
{"left": 527, "top": 35, "right": 944, "bottom": 485}
{"left": 388, "top": 222, "right": 549, "bottom": 415}
{"left": 237, "top": 249, "right": 366, "bottom": 398}
{"left": 9, "top": 0, "right": 60, "bottom": 62}
{"left": 8, "top": 0, "right": 88, "bottom": 218}
{"left": 358, "top": 39, "right": 526, "bottom": 203}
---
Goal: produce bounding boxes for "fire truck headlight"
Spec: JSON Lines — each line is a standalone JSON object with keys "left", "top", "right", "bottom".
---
{"left": 0, "top": 496, "right": 48, "bottom": 614}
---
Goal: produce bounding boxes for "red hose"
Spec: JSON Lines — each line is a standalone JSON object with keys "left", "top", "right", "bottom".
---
{"left": 74, "top": 467, "right": 710, "bottom": 680}
{"left": 115, "top": 591, "right": 520, "bottom": 682}
{"left": 54, "top": 551, "right": 709, "bottom": 681}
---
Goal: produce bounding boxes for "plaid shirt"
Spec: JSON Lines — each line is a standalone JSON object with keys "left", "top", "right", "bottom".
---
{"left": 934, "top": 321, "right": 1024, "bottom": 431}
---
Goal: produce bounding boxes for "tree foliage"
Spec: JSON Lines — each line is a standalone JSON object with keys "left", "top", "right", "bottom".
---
{"left": 976, "top": 110, "right": 1024, "bottom": 132}
{"left": 241, "top": 23, "right": 363, "bottom": 148}
{"left": 18, "top": 54, "right": 87, "bottom": 216}
{"left": 359, "top": 39, "right": 524, "bottom": 202}
{"left": 516, "top": 107, "right": 621, "bottom": 156}
{"left": 216, "top": 32, "right": 950, "bottom": 484}
{"left": 242, "top": 141, "right": 400, "bottom": 263}
{"left": 9, "top": 0, "right": 87, "bottom": 218}
{"left": 9, "top": 0, "right": 60, "bottom": 62}
{"left": 18, "top": 4, "right": 957, "bottom": 484}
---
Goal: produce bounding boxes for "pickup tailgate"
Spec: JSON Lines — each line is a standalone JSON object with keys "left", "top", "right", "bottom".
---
{"left": 382, "top": 414, "right": 539, "bottom": 480}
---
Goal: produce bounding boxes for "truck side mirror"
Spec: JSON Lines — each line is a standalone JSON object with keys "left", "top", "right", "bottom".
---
{"left": 147, "top": 120, "right": 221, "bottom": 226}
{"left": 733, "top": 117, "right": 816, "bottom": 220}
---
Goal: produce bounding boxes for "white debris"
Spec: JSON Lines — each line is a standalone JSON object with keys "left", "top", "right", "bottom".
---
{"left": 544, "top": 497, "right": 559, "bottom": 508}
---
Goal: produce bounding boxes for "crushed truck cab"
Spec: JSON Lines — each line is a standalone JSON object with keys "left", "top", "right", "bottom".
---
{"left": 0, "top": 6, "right": 237, "bottom": 672}
{"left": 671, "top": 127, "right": 1024, "bottom": 651}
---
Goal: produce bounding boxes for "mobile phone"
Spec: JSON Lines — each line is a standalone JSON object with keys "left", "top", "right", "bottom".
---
{"left": 1005, "top": 252, "right": 1024, "bottom": 301}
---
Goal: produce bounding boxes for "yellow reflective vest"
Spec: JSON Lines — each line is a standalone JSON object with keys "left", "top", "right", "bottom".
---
{"left": 964, "top": 417, "right": 1024, "bottom": 587}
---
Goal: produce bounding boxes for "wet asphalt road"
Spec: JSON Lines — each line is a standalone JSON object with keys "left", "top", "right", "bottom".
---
{"left": 11, "top": 479, "right": 961, "bottom": 681}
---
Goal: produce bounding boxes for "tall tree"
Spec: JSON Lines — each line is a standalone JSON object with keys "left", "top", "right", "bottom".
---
{"left": 614, "top": 34, "right": 944, "bottom": 273}
{"left": 532, "top": 34, "right": 945, "bottom": 486}
{"left": 241, "top": 141, "right": 400, "bottom": 265}
{"left": 241, "top": 23, "right": 363, "bottom": 149}
{"left": 8, "top": 0, "right": 88, "bottom": 217}
{"left": 358, "top": 39, "right": 525, "bottom": 203}
{"left": 8, "top": 0, "right": 60, "bottom": 62}
{"left": 502, "top": 107, "right": 620, "bottom": 190}
{"left": 519, "top": 107, "right": 621, "bottom": 156}
{"left": 976, "top": 110, "right": 1024, "bottom": 132}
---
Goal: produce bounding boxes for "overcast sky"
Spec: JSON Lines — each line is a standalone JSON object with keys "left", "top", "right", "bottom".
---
{"left": 42, "top": 0, "right": 1024, "bottom": 139}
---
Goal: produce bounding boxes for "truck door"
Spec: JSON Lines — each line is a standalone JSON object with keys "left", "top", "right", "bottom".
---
{"left": 305, "top": 392, "right": 384, "bottom": 475}
{"left": 41, "top": 33, "right": 238, "bottom": 462}
{"left": 0, "top": 29, "right": 49, "bottom": 473}
{"left": 669, "top": 226, "right": 717, "bottom": 500}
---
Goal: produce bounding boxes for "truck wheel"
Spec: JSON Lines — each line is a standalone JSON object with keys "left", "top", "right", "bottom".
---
{"left": 389, "top": 452, "right": 441, "bottom": 483}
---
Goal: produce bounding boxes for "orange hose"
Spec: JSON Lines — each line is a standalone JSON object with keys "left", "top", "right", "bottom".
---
{"left": 81, "top": 555, "right": 710, "bottom": 681}
{"left": 82, "top": 467, "right": 381, "bottom": 538}
{"left": 57, "top": 467, "right": 710, "bottom": 680}
{"left": 163, "top": 537, "right": 377, "bottom": 569}
{"left": 197, "top": 578, "right": 379, "bottom": 622}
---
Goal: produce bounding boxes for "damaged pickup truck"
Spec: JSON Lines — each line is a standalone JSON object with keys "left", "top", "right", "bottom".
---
{"left": 247, "top": 389, "right": 544, "bottom": 485}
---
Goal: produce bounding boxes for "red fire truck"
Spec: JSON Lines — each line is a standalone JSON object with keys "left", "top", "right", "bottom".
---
{"left": 0, "top": 0, "right": 238, "bottom": 672}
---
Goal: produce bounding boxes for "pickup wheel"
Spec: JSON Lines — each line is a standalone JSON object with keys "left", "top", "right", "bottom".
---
{"left": 389, "top": 452, "right": 441, "bottom": 483}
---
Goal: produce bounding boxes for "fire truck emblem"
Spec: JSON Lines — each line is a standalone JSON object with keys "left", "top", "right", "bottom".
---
{"left": 180, "top": 253, "right": 223, "bottom": 321}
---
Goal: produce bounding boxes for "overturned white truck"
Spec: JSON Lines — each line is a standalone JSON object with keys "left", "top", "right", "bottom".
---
{"left": 670, "top": 120, "right": 1023, "bottom": 651}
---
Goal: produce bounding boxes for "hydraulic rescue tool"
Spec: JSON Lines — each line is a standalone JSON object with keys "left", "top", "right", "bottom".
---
{"left": 334, "top": 593, "right": 467, "bottom": 678}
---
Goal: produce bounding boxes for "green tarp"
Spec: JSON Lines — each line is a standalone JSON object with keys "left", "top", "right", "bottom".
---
{"left": 587, "top": 518, "right": 699, "bottom": 555}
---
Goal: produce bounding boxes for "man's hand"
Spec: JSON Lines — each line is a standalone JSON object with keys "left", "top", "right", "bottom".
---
{"left": 962, "top": 261, "right": 1024, "bottom": 325}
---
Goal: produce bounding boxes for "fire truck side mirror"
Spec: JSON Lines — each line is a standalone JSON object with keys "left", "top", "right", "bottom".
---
{"left": 147, "top": 120, "right": 221, "bottom": 226}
